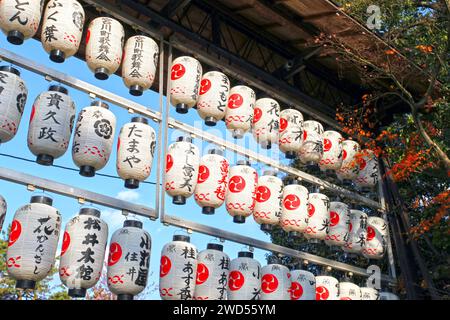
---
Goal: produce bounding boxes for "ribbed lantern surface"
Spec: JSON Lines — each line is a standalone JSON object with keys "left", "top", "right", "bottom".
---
{"left": 362, "top": 216, "right": 388, "bottom": 259}
{"left": 260, "top": 264, "right": 291, "bottom": 300}
{"left": 355, "top": 149, "right": 379, "bottom": 191}
{"left": 253, "top": 171, "right": 283, "bottom": 232}
{"left": 28, "top": 85, "right": 75, "bottom": 166}
{"left": 225, "top": 85, "right": 255, "bottom": 139}
{"left": 336, "top": 140, "right": 361, "bottom": 183}
{"left": 0, "top": 195, "right": 6, "bottom": 231}
{"left": 280, "top": 180, "right": 309, "bottom": 237}
{"left": 227, "top": 251, "right": 261, "bottom": 300}
{"left": 315, "top": 275, "right": 339, "bottom": 300}
{"left": 343, "top": 209, "right": 368, "bottom": 254}
{"left": 305, "top": 192, "right": 330, "bottom": 241}
{"left": 290, "top": 269, "right": 316, "bottom": 300}
{"left": 339, "top": 281, "right": 362, "bottom": 300}
{"left": 299, "top": 120, "right": 323, "bottom": 165}
{"left": 325, "top": 201, "right": 350, "bottom": 247}
{"left": 252, "top": 98, "right": 280, "bottom": 149}
{"left": 319, "top": 130, "right": 343, "bottom": 171}
{"left": 279, "top": 109, "right": 303, "bottom": 159}
{"left": 41, "top": 0, "right": 85, "bottom": 63}
{"left": 360, "top": 287, "right": 379, "bottom": 300}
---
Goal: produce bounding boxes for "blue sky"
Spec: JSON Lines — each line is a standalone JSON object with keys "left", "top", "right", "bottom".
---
{"left": 0, "top": 38, "right": 298, "bottom": 299}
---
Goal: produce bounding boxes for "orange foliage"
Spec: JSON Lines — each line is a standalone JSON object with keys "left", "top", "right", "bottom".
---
{"left": 410, "top": 190, "right": 450, "bottom": 236}
{"left": 415, "top": 45, "right": 433, "bottom": 53}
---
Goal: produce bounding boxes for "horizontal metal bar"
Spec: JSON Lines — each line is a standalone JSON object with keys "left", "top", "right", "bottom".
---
{"left": 0, "top": 166, "right": 157, "bottom": 220}
{"left": 163, "top": 214, "right": 395, "bottom": 283}
{"left": 0, "top": 48, "right": 162, "bottom": 122}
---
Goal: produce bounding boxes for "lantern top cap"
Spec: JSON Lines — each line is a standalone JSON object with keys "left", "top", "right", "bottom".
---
{"left": 123, "top": 220, "right": 143, "bottom": 229}
{"left": 0, "top": 66, "right": 20, "bottom": 76}
{"left": 90, "top": 100, "right": 109, "bottom": 109}
{"left": 173, "top": 235, "right": 190, "bottom": 242}
{"left": 284, "top": 176, "right": 298, "bottom": 186}
{"left": 238, "top": 251, "right": 253, "bottom": 258}
{"left": 30, "top": 195, "right": 53, "bottom": 206}
{"left": 206, "top": 243, "right": 224, "bottom": 251}
{"left": 79, "top": 207, "right": 101, "bottom": 218}
{"left": 208, "top": 148, "right": 223, "bottom": 156}
{"left": 236, "top": 160, "right": 251, "bottom": 166}
{"left": 48, "top": 85, "right": 68, "bottom": 95}
{"left": 131, "top": 117, "right": 149, "bottom": 125}
{"left": 263, "top": 169, "right": 278, "bottom": 176}
{"left": 177, "top": 136, "right": 192, "bottom": 143}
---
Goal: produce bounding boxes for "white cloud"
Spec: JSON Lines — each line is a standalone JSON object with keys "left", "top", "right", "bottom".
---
{"left": 117, "top": 190, "right": 140, "bottom": 202}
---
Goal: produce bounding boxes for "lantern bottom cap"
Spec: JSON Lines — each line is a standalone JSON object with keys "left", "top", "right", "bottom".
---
{"left": 204, "top": 116, "right": 217, "bottom": 127}
{"left": 125, "top": 178, "right": 140, "bottom": 189}
{"left": 175, "top": 103, "right": 189, "bottom": 114}
{"left": 36, "top": 154, "right": 54, "bottom": 166}
{"left": 94, "top": 67, "right": 110, "bottom": 80}
{"left": 232, "top": 129, "right": 244, "bottom": 139}
{"left": 233, "top": 215, "right": 246, "bottom": 224}
{"left": 117, "top": 294, "right": 134, "bottom": 300}
{"left": 259, "top": 141, "right": 272, "bottom": 150}
{"left": 202, "top": 206, "right": 215, "bottom": 215}
{"left": 288, "top": 231, "right": 302, "bottom": 238}
{"left": 172, "top": 195, "right": 186, "bottom": 205}
{"left": 305, "top": 162, "right": 319, "bottom": 172}
{"left": 79, "top": 165, "right": 96, "bottom": 177}
{"left": 342, "top": 179, "right": 353, "bottom": 187}
{"left": 129, "top": 85, "right": 144, "bottom": 96}
{"left": 68, "top": 288, "right": 87, "bottom": 298}
{"left": 260, "top": 224, "right": 274, "bottom": 232}
{"left": 325, "top": 169, "right": 335, "bottom": 177}
{"left": 16, "top": 280, "right": 36, "bottom": 290}
{"left": 7, "top": 30, "right": 24, "bottom": 45}
{"left": 359, "top": 187, "right": 373, "bottom": 194}
{"left": 49, "top": 49, "right": 66, "bottom": 63}
{"left": 285, "top": 151, "right": 297, "bottom": 159}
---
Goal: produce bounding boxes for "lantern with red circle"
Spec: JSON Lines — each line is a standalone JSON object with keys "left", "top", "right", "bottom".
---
{"left": 253, "top": 170, "right": 282, "bottom": 232}
{"left": 355, "top": 149, "right": 379, "bottom": 192}
{"left": 0, "top": 0, "right": 42, "bottom": 45}
{"left": 227, "top": 251, "right": 261, "bottom": 300}
{"left": 196, "top": 71, "right": 230, "bottom": 126}
{"left": 6, "top": 196, "right": 61, "bottom": 289}
{"left": 362, "top": 216, "right": 388, "bottom": 260}
{"left": 0, "top": 66, "right": 28, "bottom": 144}
{"left": 159, "top": 235, "right": 198, "bottom": 300}
{"left": 336, "top": 140, "right": 361, "bottom": 185}
{"left": 299, "top": 120, "right": 324, "bottom": 167}
{"left": 305, "top": 192, "right": 330, "bottom": 241}
{"left": 279, "top": 109, "right": 303, "bottom": 159}
{"left": 319, "top": 130, "right": 343, "bottom": 173}
{"left": 280, "top": 177, "right": 309, "bottom": 237}
{"left": 194, "top": 149, "right": 229, "bottom": 215}
{"left": 122, "top": 35, "right": 159, "bottom": 96}
{"left": 315, "top": 275, "right": 339, "bottom": 300}
{"left": 225, "top": 85, "right": 256, "bottom": 139}
{"left": 0, "top": 195, "right": 6, "bottom": 231}
{"left": 41, "top": 0, "right": 85, "bottom": 63}
{"left": 260, "top": 263, "right": 291, "bottom": 300}
{"left": 85, "top": 17, "right": 124, "bottom": 80}
{"left": 170, "top": 56, "right": 202, "bottom": 114}
{"left": 252, "top": 98, "right": 280, "bottom": 149}
{"left": 165, "top": 136, "right": 200, "bottom": 205}
{"left": 194, "top": 243, "right": 230, "bottom": 300}
{"left": 325, "top": 201, "right": 350, "bottom": 247}
{"left": 290, "top": 268, "right": 316, "bottom": 300}
{"left": 106, "top": 220, "right": 151, "bottom": 300}
{"left": 339, "top": 281, "right": 362, "bottom": 300}
{"left": 343, "top": 209, "right": 368, "bottom": 254}
{"left": 360, "top": 286, "right": 379, "bottom": 300}
{"left": 225, "top": 160, "right": 258, "bottom": 224}
{"left": 59, "top": 208, "right": 108, "bottom": 297}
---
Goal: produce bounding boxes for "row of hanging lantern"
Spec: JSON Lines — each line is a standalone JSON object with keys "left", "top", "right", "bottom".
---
{"left": 0, "top": 2, "right": 159, "bottom": 96}
{"left": 3, "top": 194, "right": 152, "bottom": 299}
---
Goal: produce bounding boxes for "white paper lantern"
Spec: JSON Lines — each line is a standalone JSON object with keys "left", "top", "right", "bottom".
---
{"left": 343, "top": 209, "right": 368, "bottom": 254}
{"left": 41, "top": 0, "right": 85, "bottom": 63}
{"left": 253, "top": 170, "right": 283, "bottom": 232}
{"left": 72, "top": 101, "right": 116, "bottom": 177}
{"left": 107, "top": 220, "right": 151, "bottom": 300}
{"left": 379, "top": 291, "right": 400, "bottom": 300}
{"left": 260, "top": 264, "right": 291, "bottom": 300}
{"left": 227, "top": 251, "right": 261, "bottom": 300}
{"left": 0, "top": 195, "right": 6, "bottom": 231}
{"left": 85, "top": 17, "right": 124, "bottom": 80}
{"left": 122, "top": 35, "right": 159, "bottom": 96}
{"left": 280, "top": 178, "right": 309, "bottom": 237}
{"left": 315, "top": 275, "right": 339, "bottom": 300}
{"left": 325, "top": 201, "right": 350, "bottom": 247}
{"left": 116, "top": 117, "right": 156, "bottom": 189}
{"left": 0, "top": 0, "right": 42, "bottom": 45}
{"left": 360, "top": 287, "right": 379, "bottom": 300}
{"left": 59, "top": 208, "right": 108, "bottom": 297}
{"left": 170, "top": 56, "right": 202, "bottom": 114}
{"left": 165, "top": 136, "right": 200, "bottom": 205}
{"left": 0, "top": 66, "right": 28, "bottom": 144}
{"left": 6, "top": 196, "right": 61, "bottom": 289}
{"left": 197, "top": 71, "right": 230, "bottom": 126}
{"left": 225, "top": 85, "right": 256, "bottom": 139}
{"left": 194, "top": 149, "right": 229, "bottom": 215}
{"left": 305, "top": 192, "right": 330, "bottom": 241}
{"left": 319, "top": 130, "right": 343, "bottom": 172}
{"left": 339, "top": 281, "right": 362, "bottom": 300}
{"left": 27, "top": 85, "right": 75, "bottom": 166}
{"left": 290, "top": 269, "right": 316, "bottom": 300}
{"left": 225, "top": 160, "right": 258, "bottom": 224}
{"left": 279, "top": 109, "right": 303, "bottom": 159}
{"left": 336, "top": 140, "right": 361, "bottom": 184}
{"left": 159, "top": 235, "right": 198, "bottom": 300}
{"left": 252, "top": 98, "right": 280, "bottom": 149}
{"left": 299, "top": 120, "right": 324, "bottom": 165}
{"left": 362, "top": 216, "right": 388, "bottom": 259}
{"left": 355, "top": 149, "right": 379, "bottom": 192}
{"left": 194, "top": 243, "right": 230, "bottom": 300}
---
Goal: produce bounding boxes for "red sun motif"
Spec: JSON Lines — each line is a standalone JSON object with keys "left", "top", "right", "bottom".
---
{"left": 86, "top": 29, "right": 91, "bottom": 45}
{"left": 253, "top": 107, "right": 262, "bottom": 123}
{"left": 166, "top": 154, "right": 174, "bottom": 173}
{"left": 308, "top": 203, "right": 315, "bottom": 217}
{"left": 108, "top": 242, "right": 122, "bottom": 266}
{"left": 197, "top": 165, "right": 210, "bottom": 184}
{"left": 359, "top": 158, "right": 367, "bottom": 170}
{"left": 303, "top": 130, "right": 308, "bottom": 141}
{"left": 316, "top": 286, "right": 330, "bottom": 300}
{"left": 8, "top": 219, "right": 21, "bottom": 247}
{"left": 61, "top": 232, "right": 70, "bottom": 256}
{"left": 340, "top": 297, "right": 352, "bottom": 300}
{"left": 290, "top": 282, "right": 304, "bottom": 300}
{"left": 342, "top": 149, "right": 348, "bottom": 160}
{"left": 227, "top": 94, "right": 243, "bottom": 109}
{"left": 171, "top": 63, "right": 186, "bottom": 80}
{"left": 199, "top": 79, "right": 211, "bottom": 95}
{"left": 262, "top": 274, "right": 279, "bottom": 294}
{"left": 228, "top": 176, "right": 246, "bottom": 193}
{"left": 279, "top": 118, "right": 288, "bottom": 132}
{"left": 228, "top": 270, "right": 245, "bottom": 291}
{"left": 255, "top": 186, "right": 271, "bottom": 203}
{"left": 349, "top": 222, "right": 353, "bottom": 233}
{"left": 160, "top": 256, "right": 172, "bottom": 278}
{"left": 330, "top": 211, "right": 340, "bottom": 227}
{"left": 196, "top": 263, "right": 210, "bottom": 285}
{"left": 323, "top": 138, "right": 332, "bottom": 152}
{"left": 283, "top": 194, "right": 300, "bottom": 210}
{"left": 29, "top": 104, "right": 36, "bottom": 124}
{"left": 366, "top": 226, "right": 375, "bottom": 241}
